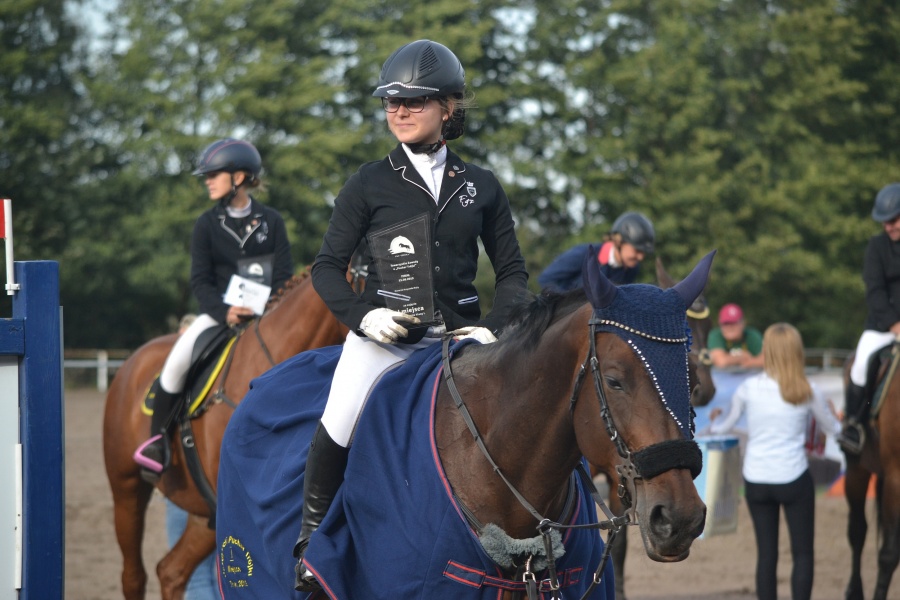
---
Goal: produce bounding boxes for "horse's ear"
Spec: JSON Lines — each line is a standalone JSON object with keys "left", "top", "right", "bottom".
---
{"left": 656, "top": 257, "right": 675, "bottom": 290}
{"left": 672, "top": 250, "right": 716, "bottom": 308}
{"left": 582, "top": 244, "right": 618, "bottom": 309}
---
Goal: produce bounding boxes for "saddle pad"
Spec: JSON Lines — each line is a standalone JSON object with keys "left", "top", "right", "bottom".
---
{"left": 217, "top": 341, "right": 613, "bottom": 599}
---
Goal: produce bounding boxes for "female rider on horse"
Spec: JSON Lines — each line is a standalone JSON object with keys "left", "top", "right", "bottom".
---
{"left": 838, "top": 182, "right": 900, "bottom": 454}
{"left": 133, "top": 138, "right": 293, "bottom": 483}
{"left": 537, "top": 211, "right": 655, "bottom": 291}
{"left": 294, "top": 39, "right": 529, "bottom": 591}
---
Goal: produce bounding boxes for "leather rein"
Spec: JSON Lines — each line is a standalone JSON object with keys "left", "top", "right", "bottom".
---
{"left": 440, "top": 314, "right": 702, "bottom": 600}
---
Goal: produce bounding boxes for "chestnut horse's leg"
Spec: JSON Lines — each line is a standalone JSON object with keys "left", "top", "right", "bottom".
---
{"left": 110, "top": 475, "right": 155, "bottom": 600}
{"left": 844, "top": 461, "right": 871, "bottom": 600}
{"left": 158, "top": 512, "right": 216, "bottom": 600}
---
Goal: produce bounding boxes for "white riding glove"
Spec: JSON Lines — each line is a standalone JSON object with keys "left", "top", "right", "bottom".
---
{"left": 359, "top": 308, "right": 421, "bottom": 344}
{"left": 450, "top": 326, "right": 498, "bottom": 344}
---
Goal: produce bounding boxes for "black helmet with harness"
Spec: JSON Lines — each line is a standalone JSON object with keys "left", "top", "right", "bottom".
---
{"left": 193, "top": 138, "right": 262, "bottom": 206}
{"left": 193, "top": 138, "right": 262, "bottom": 181}
{"left": 872, "top": 183, "right": 900, "bottom": 223}
{"left": 611, "top": 211, "right": 655, "bottom": 254}
{"left": 372, "top": 40, "right": 467, "bottom": 142}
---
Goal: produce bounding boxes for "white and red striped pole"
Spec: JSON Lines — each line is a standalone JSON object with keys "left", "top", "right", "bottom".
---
{"left": 2, "top": 198, "right": 19, "bottom": 295}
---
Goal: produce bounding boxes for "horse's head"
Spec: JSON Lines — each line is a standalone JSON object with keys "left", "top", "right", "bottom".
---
{"left": 656, "top": 257, "right": 716, "bottom": 407}
{"left": 574, "top": 249, "right": 715, "bottom": 561}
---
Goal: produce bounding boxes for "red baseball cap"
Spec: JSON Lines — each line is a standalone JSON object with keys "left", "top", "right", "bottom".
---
{"left": 718, "top": 303, "right": 744, "bottom": 324}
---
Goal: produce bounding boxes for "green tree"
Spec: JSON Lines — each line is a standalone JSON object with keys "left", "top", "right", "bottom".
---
{"left": 14, "top": 0, "right": 898, "bottom": 351}
{"left": 513, "top": 0, "right": 896, "bottom": 347}
{"left": 0, "top": 0, "right": 94, "bottom": 321}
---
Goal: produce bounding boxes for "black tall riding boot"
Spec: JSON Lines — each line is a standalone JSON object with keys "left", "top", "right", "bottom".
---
{"left": 294, "top": 421, "right": 350, "bottom": 592}
{"left": 133, "top": 384, "right": 179, "bottom": 483}
{"left": 837, "top": 383, "right": 867, "bottom": 455}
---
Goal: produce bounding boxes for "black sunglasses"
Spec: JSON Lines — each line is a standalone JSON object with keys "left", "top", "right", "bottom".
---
{"left": 381, "top": 97, "right": 430, "bottom": 113}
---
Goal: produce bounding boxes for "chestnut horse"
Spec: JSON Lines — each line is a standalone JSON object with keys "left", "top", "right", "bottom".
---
{"left": 214, "top": 250, "right": 714, "bottom": 598}
{"left": 594, "top": 256, "right": 715, "bottom": 600}
{"left": 843, "top": 344, "right": 900, "bottom": 600}
{"left": 103, "top": 270, "right": 347, "bottom": 600}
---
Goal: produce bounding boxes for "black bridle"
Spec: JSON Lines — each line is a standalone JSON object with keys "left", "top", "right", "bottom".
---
{"left": 440, "top": 315, "right": 702, "bottom": 600}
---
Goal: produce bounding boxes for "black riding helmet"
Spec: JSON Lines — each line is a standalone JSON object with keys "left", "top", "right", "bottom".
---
{"left": 192, "top": 139, "right": 262, "bottom": 181}
{"left": 612, "top": 211, "right": 655, "bottom": 254}
{"left": 372, "top": 40, "right": 466, "bottom": 141}
{"left": 872, "top": 183, "right": 900, "bottom": 223}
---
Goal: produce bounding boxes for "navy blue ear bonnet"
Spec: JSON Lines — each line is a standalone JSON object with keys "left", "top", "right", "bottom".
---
{"left": 592, "top": 284, "right": 694, "bottom": 436}
{"left": 583, "top": 249, "right": 716, "bottom": 438}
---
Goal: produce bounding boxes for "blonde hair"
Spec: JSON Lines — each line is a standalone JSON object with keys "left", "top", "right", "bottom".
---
{"left": 763, "top": 322, "right": 812, "bottom": 405}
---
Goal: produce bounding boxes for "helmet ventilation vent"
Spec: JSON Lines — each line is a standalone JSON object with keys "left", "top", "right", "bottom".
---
{"left": 418, "top": 46, "right": 439, "bottom": 75}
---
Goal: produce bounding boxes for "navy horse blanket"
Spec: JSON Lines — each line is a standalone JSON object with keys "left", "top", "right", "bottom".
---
{"left": 216, "top": 340, "right": 614, "bottom": 599}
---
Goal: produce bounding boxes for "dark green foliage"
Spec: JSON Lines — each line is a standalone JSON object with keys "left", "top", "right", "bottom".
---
{"left": 4, "top": 0, "right": 898, "bottom": 349}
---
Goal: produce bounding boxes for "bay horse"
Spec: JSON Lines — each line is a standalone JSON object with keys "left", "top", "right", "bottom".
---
{"left": 215, "top": 249, "right": 714, "bottom": 598}
{"left": 103, "top": 269, "right": 347, "bottom": 600}
{"left": 594, "top": 256, "right": 716, "bottom": 600}
{"left": 843, "top": 344, "right": 900, "bottom": 600}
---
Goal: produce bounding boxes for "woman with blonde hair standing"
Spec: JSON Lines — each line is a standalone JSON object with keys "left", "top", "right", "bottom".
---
{"left": 709, "top": 323, "right": 840, "bottom": 600}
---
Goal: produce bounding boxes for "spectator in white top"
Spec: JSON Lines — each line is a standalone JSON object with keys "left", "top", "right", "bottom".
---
{"left": 708, "top": 322, "right": 840, "bottom": 600}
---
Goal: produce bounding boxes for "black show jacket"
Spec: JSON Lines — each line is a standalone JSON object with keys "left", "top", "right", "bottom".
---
{"left": 312, "top": 144, "right": 528, "bottom": 334}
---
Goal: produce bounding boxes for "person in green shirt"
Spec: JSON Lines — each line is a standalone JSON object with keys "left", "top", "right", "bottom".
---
{"left": 708, "top": 302, "right": 764, "bottom": 369}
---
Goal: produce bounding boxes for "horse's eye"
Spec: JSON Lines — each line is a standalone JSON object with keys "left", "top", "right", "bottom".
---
{"left": 604, "top": 376, "right": 624, "bottom": 391}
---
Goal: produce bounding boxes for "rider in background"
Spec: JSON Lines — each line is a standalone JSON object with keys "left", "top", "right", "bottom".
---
{"left": 838, "top": 182, "right": 900, "bottom": 454}
{"left": 708, "top": 303, "right": 765, "bottom": 369}
{"left": 295, "top": 39, "right": 529, "bottom": 591}
{"left": 708, "top": 323, "right": 840, "bottom": 600}
{"left": 537, "top": 211, "right": 655, "bottom": 291}
{"left": 133, "top": 138, "right": 293, "bottom": 483}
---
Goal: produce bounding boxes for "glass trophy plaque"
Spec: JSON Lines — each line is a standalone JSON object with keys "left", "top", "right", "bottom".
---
{"left": 367, "top": 213, "right": 435, "bottom": 322}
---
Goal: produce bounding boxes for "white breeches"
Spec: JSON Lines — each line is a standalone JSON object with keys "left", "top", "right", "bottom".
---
{"left": 850, "top": 329, "right": 896, "bottom": 386}
{"left": 320, "top": 331, "right": 442, "bottom": 448}
{"left": 159, "top": 314, "right": 219, "bottom": 393}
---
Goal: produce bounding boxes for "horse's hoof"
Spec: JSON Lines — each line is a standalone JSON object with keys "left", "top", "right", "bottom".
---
{"left": 294, "top": 561, "right": 321, "bottom": 592}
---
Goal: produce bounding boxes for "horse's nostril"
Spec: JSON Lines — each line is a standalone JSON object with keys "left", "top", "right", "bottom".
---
{"left": 648, "top": 504, "right": 675, "bottom": 540}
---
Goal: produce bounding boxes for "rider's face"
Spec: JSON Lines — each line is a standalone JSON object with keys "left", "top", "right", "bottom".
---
{"left": 619, "top": 242, "right": 646, "bottom": 268}
{"left": 884, "top": 215, "right": 900, "bottom": 242}
{"left": 386, "top": 98, "right": 449, "bottom": 146}
{"left": 204, "top": 171, "right": 243, "bottom": 202}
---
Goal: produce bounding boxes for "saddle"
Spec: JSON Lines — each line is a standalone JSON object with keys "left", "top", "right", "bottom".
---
{"left": 142, "top": 324, "right": 237, "bottom": 419}
{"left": 863, "top": 341, "right": 899, "bottom": 425}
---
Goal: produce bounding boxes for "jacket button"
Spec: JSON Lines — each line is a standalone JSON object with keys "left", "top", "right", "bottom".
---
{"left": 435, "top": 241, "right": 440, "bottom": 247}
{"left": 434, "top": 266, "right": 440, "bottom": 272}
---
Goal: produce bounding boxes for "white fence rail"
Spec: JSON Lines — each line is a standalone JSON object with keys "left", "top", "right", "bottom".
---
{"left": 62, "top": 347, "right": 855, "bottom": 393}
{"left": 64, "top": 350, "right": 127, "bottom": 392}
{"left": 805, "top": 348, "right": 852, "bottom": 371}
